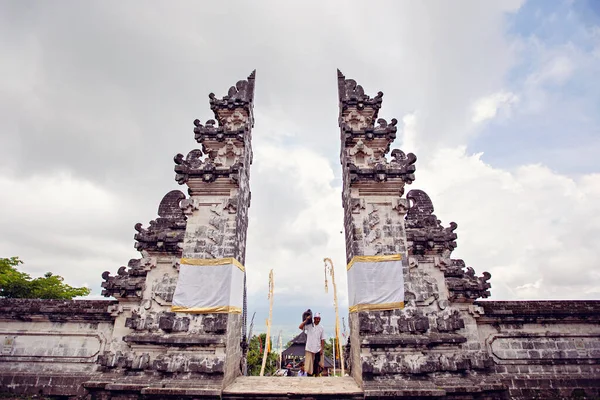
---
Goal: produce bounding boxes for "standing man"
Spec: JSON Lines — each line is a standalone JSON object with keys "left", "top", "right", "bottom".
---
{"left": 299, "top": 312, "right": 326, "bottom": 376}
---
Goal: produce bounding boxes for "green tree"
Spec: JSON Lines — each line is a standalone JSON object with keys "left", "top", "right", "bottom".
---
{"left": 324, "top": 337, "right": 335, "bottom": 359}
{"left": 246, "top": 333, "right": 280, "bottom": 376}
{"left": 0, "top": 257, "right": 90, "bottom": 299}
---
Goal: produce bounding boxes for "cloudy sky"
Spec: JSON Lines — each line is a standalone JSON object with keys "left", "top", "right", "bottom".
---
{"left": 1, "top": 0, "right": 599, "bottom": 343}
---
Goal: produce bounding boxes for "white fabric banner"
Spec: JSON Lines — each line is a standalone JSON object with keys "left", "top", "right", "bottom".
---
{"left": 347, "top": 257, "right": 404, "bottom": 312}
{"left": 171, "top": 258, "right": 244, "bottom": 313}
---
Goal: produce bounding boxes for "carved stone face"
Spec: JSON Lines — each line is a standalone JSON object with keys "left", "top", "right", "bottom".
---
{"left": 344, "top": 110, "right": 370, "bottom": 130}
{"left": 224, "top": 110, "right": 247, "bottom": 131}
{"left": 214, "top": 140, "right": 242, "bottom": 167}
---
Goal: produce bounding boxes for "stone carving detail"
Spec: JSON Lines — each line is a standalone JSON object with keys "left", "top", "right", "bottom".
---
{"left": 396, "top": 309, "right": 431, "bottom": 334}
{"left": 350, "top": 202, "right": 407, "bottom": 258}
{"left": 405, "top": 269, "right": 440, "bottom": 304}
{"left": 210, "top": 71, "right": 255, "bottom": 108}
{"left": 174, "top": 149, "right": 217, "bottom": 184}
{"left": 488, "top": 334, "right": 600, "bottom": 362}
{"left": 214, "top": 140, "right": 243, "bottom": 167}
{"left": 441, "top": 259, "right": 492, "bottom": 301}
{"left": 223, "top": 110, "right": 248, "bottom": 131}
{"left": 98, "top": 351, "right": 225, "bottom": 375}
{"left": 346, "top": 158, "right": 416, "bottom": 185}
{"left": 158, "top": 312, "right": 191, "bottom": 332}
{"left": 337, "top": 69, "right": 383, "bottom": 111}
{"left": 434, "top": 310, "right": 466, "bottom": 332}
{"left": 134, "top": 190, "right": 187, "bottom": 254}
{"left": 405, "top": 189, "right": 458, "bottom": 254}
{"left": 389, "top": 148, "right": 417, "bottom": 182}
{"left": 341, "top": 117, "right": 398, "bottom": 146}
{"left": 151, "top": 273, "right": 177, "bottom": 304}
{"left": 343, "top": 110, "right": 371, "bottom": 130}
{"left": 362, "top": 350, "right": 492, "bottom": 376}
{"left": 183, "top": 210, "right": 235, "bottom": 260}
{"left": 194, "top": 118, "right": 248, "bottom": 143}
{"left": 152, "top": 353, "right": 225, "bottom": 374}
{"left": 180, "top": 197, "right": 200, "bottom": 216}
{"left": 350, "top": 198, "right": 365, "bottom": 214}
{"left": 349, "top": 139, "right": 374, "bottom": 157}
{"left": 101, "top": 258, "right": 156, "bottom": 299}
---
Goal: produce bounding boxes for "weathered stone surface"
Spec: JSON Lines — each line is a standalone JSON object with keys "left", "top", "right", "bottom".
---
{"left": 101, "top": 258, "right": 152, "bottom": 299}
{"left": 123, "top": 333, "right": 224, "bottom": 346}
{"left": 338, "top": 69, "right": 383, "bottom": 113}
{"left": 133, "top": 190, "right": 187, "bottom": 255}
{"left": 0, "top": 298, "right": 116, "bottom": 322}
{"left": 405, "top": 189, "right": 458, "bottom": 255}
{"left": 442, "top": 259, "right": 492, "bottom": 301}
{"left": 475, "top": 300, "right": 600, "bottom": 323}
{"left": 223, "top": 376, "right": 363, "bottom": 400}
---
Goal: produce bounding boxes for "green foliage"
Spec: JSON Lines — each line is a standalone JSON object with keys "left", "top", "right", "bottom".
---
{"left": 324, "top": 337, "right": 335, "bottom": 359}
{"left": 0, "top": 257, "right": 90, "bottom": 300}
{"left": 246, "top": 333, "right": 280, "bottom": 376}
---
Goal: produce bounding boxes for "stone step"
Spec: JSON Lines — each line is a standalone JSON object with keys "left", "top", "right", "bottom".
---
{"left": 222, "top": 376, "right": 363, "bottom": 400}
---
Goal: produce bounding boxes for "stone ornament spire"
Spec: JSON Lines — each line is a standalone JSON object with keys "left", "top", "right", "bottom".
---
{"left": 174, "top": 70, "right": 255, "bottom": 265}
{"left": 339, "top": 70, "right": 500, "bottom": 397}
{"left": 93, "top": 72, "right": 256, "bottom": 396}
{"left": 338, "top": 69, "right": 417, "bottom": 265}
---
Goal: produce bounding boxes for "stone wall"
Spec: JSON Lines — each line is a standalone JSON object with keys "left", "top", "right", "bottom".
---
{"left": 475, "top": 301, "right": 600, "bottom": 399}
{"left": 85, "top": 71, "right": 256, "bottom": 398}
{"left": 0, "top": 299, "right": 116, "bottom": 397}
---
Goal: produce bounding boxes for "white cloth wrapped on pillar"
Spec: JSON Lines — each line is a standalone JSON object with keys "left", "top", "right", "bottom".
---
{"left": 171, "top": 257, "right": 244, "bottom": 314}
{"left": 346, "top": 254, "right": 404, "bottom": 313}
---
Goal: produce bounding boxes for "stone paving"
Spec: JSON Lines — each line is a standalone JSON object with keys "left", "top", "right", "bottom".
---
{"left": 223, "top": 376, "right": 363, "bottom": 398}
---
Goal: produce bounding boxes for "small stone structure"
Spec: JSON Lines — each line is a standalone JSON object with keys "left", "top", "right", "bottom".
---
{"left": 0, "top": 71, "right": 599, "bottom": 399}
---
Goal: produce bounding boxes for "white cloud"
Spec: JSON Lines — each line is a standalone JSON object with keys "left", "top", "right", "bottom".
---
{"left": 0, "top": 172, "right": 139, "bottom": 291}
{"left": 529, "top": 55, "right": 575, "bottom": 85}
{"left": 406, "top": 140, "right": 600, "bottom": 300}
{"left": 246, "top": 140, "right": 346, "bottom": 302}
{"left": 471, "top": 91, "right": 519, "bottom": 123}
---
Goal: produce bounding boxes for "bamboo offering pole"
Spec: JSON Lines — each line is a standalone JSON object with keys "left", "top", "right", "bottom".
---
{"left": 259, "top": 269, "right": 274, "bottom": 376}
{"left": 324, "top": 258, "right": 345, "bottom": 376}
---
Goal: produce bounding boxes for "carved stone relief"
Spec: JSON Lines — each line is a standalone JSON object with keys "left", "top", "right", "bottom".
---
{"left": 223, "top": 110, "right": 248, "bottom": 131}
{"left": 151, "top": 273, "right": 178, "bottom": 305}
{"left": 214, "top": 140, "right": 243, "bottom": 167}
{"left": 343, "top": 110, "right": 371, "bottom": 130}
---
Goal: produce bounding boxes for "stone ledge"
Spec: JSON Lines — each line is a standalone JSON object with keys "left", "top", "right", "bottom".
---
{"left": 84, "top": 380, "right": 223, "bottom": 398}
{"left": 362, "top": 333, "right": 467, "bottom": 347}
{"left": 123, "top": 334, "right": 225, "bottom": 346}
{"left": 475, "top": 300, "right": 600, "bottom": 323}
{"left": 223, "top": 377, "right": 363, "bottom": 396}
{"left": 364, "top": 388, "right": 446, "bottom": 397}
{"left": 105, "top": 383, "right": 148, "bottom": 391}
{"left": 0, "top": 372, "right": 93, "bottom": 397}
{"left": 363, "top": 378, "right": 507, "bottom": 398}
{"left": 504, "top": 375, "right": 600, "bottom": 388}
{"left": 0, "top": 299, "right": 117, "bottom": 322}
{"left": 141, "top": 387, "right": 222, "bottom": 396}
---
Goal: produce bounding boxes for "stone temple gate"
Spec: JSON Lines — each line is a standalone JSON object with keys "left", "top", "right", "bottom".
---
{"left": 0, "top": 71, "right": 599, "bottom": 400}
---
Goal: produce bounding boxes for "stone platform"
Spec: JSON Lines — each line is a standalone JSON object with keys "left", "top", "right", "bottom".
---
{"left": 222, "top": 377, "right": 363, "bottom": 399}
